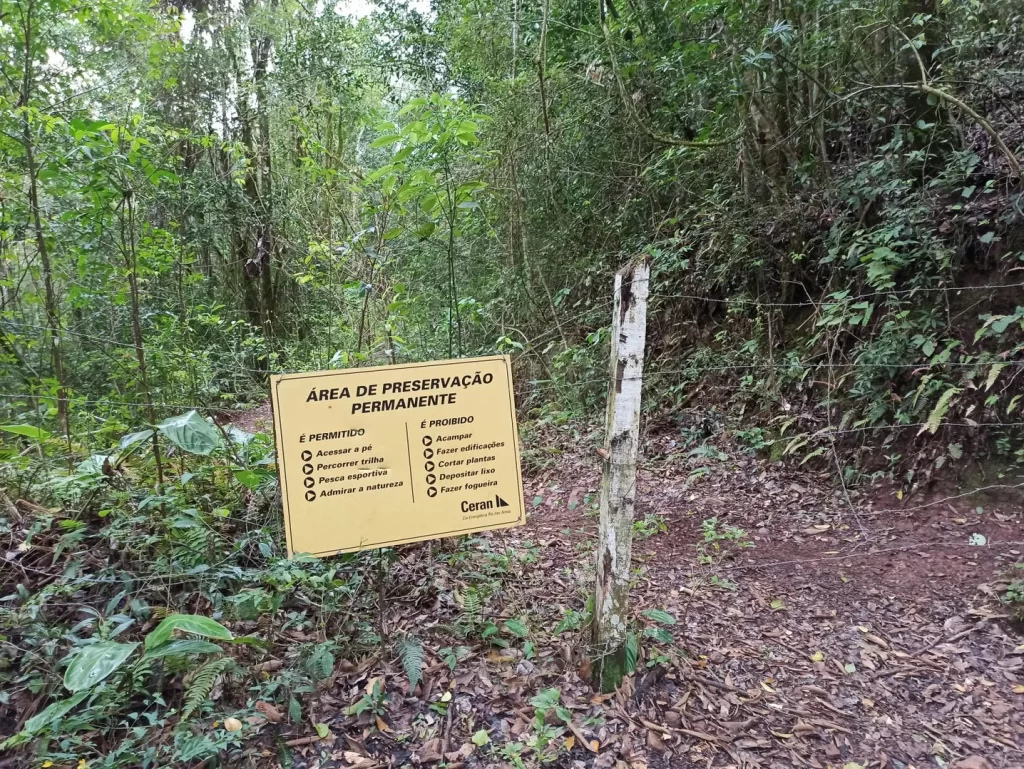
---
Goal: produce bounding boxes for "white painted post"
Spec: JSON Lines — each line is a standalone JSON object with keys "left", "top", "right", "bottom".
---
{"left": 592, "top": 257, "right": 649, "bottom": 692}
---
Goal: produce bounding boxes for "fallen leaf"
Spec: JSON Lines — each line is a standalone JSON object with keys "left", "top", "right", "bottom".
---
{"left": 1012, "top": 684, "right": 1024, "bottom": 694}
{"left": 953, "top": 757, "right": 994, "bottom": 769}
{"left": 792, "top": 720, "right": 816, "bottom": 736}
{"left": 567, "top": 720, "right": 599, "bottom": 753}
{"left": 344, "top": 750, "right": 374, "bottom": 767}
{"left": 646, "top": 730, "right": 668, "bottom": 752}
{"left": 255, "top": 700, "right": 282, "bottom": 723}
{"left": 810, "top": 651, "right": 825, "bottom": 662}
{"left": 417, "top": 738, "right": 443, "bottom": 763}
{"left": 472, "top": 729, "right": 490, "bottom": 746}
{"left": 564, "top": 735, "right": 575, "bottom": 751}
{"left": 375, "top": 715, "right": 390, "bottom": 732}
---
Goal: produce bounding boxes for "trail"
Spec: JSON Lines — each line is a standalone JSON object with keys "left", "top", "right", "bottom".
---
{"left": 512, "top": 420, "right": 1024, "bottom": 767}
{"left": 249, "top": 415, "right": 1024, "bottom": 769}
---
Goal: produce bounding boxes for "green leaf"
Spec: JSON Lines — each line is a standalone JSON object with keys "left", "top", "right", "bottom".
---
{"left": 118, "top": 429, "right": 154, "bottom": 450}
{"left": 992, "top": 315, "right": 1014, "bottom": 333}
{"left": 143, "top": 639, "right": 223, "bottom": 658}
{"left": 396, "top": 635, "right": 424, "bottom": 691}
{"left": 504, "top": 618, "right": 529, "bottom": 638}
{"left": 64, "top": 641, "right": 139, "bottom": 691}
{"left": 985, "top": 363, "right": 1006, "bottom": 391}
{"left": 233, "top": 469, "right": 265, "bottom": 490}
{"left": 370, "top": 134, "right": 401, "bottom": 148}
{"left": 305, "top": 642, "right": 335, "bottom": 682}
{"left": 529, "top": 687, "right": 561, "bottom": 710}
{"left": 22, "top": 691, "right": 89, "bottom": 734}
{"left": 314, "top": 722, "right": 330, "bottom": 738}
{"left": 144, "top": 614, "right": 232, "bottom": 649}
{"left": 76, "top": 454, "right": 112, "bottom": 475}
{"left": 979, "top": 231, "right": 996, "bottom": 244}
{"left": 471, "top": 729, "right": 490, "bottom": 746}
{"left": 642, "top": 609, "right": 676, "bottom": 625}
{"left": 0, "top": 424, "right": 51, "bottom": 440}
{"left": 643, "top": 626, "right": 673, "bottom": 644}
{"left": 624, "top": 632, "right": 638, "bottom": 674}
{"left": 919, "top": 387, "right": 961, "bottom": 435}
{"left": 157, "top": 411, "right": 221, "bottom": 455}
{"left": 396, "top": 97, "right": 427, "bottom": 116}
{"left": 419, "top": 192, "right": 439, "bottom": 214}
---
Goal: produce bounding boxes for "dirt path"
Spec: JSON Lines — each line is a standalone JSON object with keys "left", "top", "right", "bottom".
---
{"left": 513, "top": 423, "right": 1024, "bottom": 768}
{"left": 241, "top": 415, "right": 1022, "bottom": 769}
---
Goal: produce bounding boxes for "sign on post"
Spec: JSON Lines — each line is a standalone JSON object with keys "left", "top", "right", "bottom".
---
{"left": 271, "top": 355, "right": 525, "bottom": 557}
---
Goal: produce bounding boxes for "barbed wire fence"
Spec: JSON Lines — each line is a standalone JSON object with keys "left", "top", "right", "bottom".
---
{"left": 3, "top": 280, "right": 1024, "bottom": 556}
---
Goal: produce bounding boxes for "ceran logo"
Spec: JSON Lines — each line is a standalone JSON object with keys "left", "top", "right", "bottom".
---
{"left": 461, "top": 494, "right": 511, "bottom": 513}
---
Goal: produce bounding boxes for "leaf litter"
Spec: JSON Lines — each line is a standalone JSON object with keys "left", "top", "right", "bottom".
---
{"left": 7, "top": 418, "right": 1021, "bottom": 768}
{"left": 255, "top": 421, "right": 1022, "bottom": 768}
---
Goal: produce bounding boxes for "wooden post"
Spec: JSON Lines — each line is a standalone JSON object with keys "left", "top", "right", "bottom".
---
{"left": 592, "top": 257, "right": 649, "bottom": 692}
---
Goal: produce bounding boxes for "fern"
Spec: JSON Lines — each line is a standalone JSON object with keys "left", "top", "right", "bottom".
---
{"left": 986, "top": 363, "right": 1006, "bottom": 391}
{"left": 131, "top": 658, "right": 154, "bottom": 692}
{"left": 181, "top": 657, "right": 232, "bottom": 720}
{"left": 920, "top": 386, "right": 961, "bottom": 435}
{"left": 458, "top": 586, "right": 482, "bottom": 628}
{"left": 304, "top": 642, "right": 335, "bottom": 682}
{"left": 395, "top": 635, "right": 424, "bottom": 691}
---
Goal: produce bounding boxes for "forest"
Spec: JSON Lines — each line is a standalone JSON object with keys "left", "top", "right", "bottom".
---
{"left": 1, "top": 0, "right": 1023, "bottom": 765}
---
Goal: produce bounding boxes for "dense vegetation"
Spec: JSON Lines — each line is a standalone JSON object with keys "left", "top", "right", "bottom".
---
{"left": 2, "top": 0, "right": 1023, "bottom": 764}
{"left": 3, "top": 0, "right": 1024, "bottom": 463}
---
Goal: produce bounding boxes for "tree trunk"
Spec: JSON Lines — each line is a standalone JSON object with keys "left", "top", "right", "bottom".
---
{"left": 19, "top": 0, "right": 71, "bottom": 451}
{"left": 592, "top": 257, "right": 650, "bottom": 693}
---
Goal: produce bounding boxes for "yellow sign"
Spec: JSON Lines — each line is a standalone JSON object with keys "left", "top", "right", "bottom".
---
{"left": 270, "top": 355, "right": 525, "bottom": 557}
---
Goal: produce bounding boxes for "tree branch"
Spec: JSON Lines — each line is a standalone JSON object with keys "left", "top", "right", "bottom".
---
{"left": 600, "top": 15, "right": 738, "bottom": 149}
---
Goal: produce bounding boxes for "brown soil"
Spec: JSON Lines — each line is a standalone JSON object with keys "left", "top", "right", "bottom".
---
{"left": 241, "top": 415, "right": 1024, "bottom": 768}
{"left": 509, "top": 422, "right": 1024, "bottom": 769}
